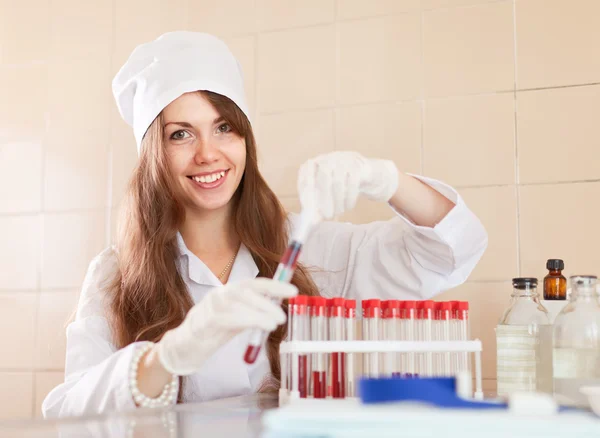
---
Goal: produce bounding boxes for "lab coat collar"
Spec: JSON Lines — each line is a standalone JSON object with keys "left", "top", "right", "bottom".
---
{"left": 175, "top": 232, "right": 259, "bottom": 286}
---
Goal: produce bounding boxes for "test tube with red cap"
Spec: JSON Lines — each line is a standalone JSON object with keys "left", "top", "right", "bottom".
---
{"left": 383, "top": 300, "right": 400, "bottom": 377}
{"left": 457, "top": 301, "right": 470, "bottom": 373}
{"left": 368, "top": 299, "right": 381, "bottom": 377}
{"left": 344, "top": 300, "right": 356, "bottom": 397}
{"left": 361, "top": 299, "right": 371, "bottom": 377}
{"left": 285, "top": 297, "right": 295, "bottom": 392}
{"left": 433, "top": 302, "right": 441, "bottom": 376}
{"left": 325, "top": 298, "right": 333, "bottom": 397}
{"left": 439, "top": 301, "right": 452, "bottom": 376}
{"left": 310, "top": 296, "right": 327, "bottom": 398}
{"left": 416, "top": 301, "right": 424, "bottom": 375}
{"left": 450, "top": 300, "right": 460, "bottom": 374}
{"left": 329, "top": 298, "right": 345, "bottom": 398}
{"left": 421, "top": 300, "right": 434, "bottom": 376}
{"left": 403, "top": 301, "right": 417, "bottom": 377}
{"left": 292, "top": 295, "right": 309, "bottom": 397}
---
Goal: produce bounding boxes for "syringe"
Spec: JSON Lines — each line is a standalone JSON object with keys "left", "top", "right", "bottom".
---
{"left": 243, "top": 209, "right": 316, "bottom": 364}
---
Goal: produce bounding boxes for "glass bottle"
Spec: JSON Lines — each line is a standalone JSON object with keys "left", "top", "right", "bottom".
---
{"left": 544, "top": 259, "right": 567, "bottom": 300}
{"left": 496, "top": 278, "right": 552, "bottom": 397}
{"left": 553, "top": 275, "right": 600, "bottom": 407}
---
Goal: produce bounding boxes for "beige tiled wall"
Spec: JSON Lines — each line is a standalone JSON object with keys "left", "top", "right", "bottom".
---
{"left": 1, "top": 0, "right": 599, "bottom": 419}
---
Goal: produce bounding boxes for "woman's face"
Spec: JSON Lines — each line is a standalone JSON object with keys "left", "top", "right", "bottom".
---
{"left": 163, "top": 92, "right": 246, "bottom": 214}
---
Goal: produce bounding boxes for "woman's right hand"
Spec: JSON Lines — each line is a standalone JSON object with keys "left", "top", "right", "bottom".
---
{"left": 155, "top": 278, "right": 297, "bottom": 376}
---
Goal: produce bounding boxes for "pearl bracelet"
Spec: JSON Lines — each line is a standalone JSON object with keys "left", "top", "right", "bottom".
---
{"left": 129, "top": 342, "right": 179, "bottom": 408}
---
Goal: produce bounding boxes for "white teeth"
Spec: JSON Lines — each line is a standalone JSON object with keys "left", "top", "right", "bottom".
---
{"left": 192, "top": 171, "right": 226, "bottom": 184}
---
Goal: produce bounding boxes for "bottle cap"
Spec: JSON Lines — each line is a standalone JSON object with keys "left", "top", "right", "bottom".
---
{"left": 288, "top": 297, "right": 295, "bottom": 305}
{"left": 325, "top": 298, "right": 333, "bottom": 307}
{"left": 386, "top": 300, "right": 400, "bottom": 309}
{"left": 330, "top": 298, "right": 345, "bottom": 307}
{"left": 404, "top": 301, "right": 417, "bottom": 309}
{"left": 422, "top": 300, "right": 435, "bottom": 309}
{"left": 295, "top": 295, "right": 308, "bottom": 305}
{"left": 546, "top": 259, "right": 564, "bottom": 271}
{"left": 362, "top": 299, "right": 371, "bottom": 310}
{"left": 457, "top": 302, "right": 469, "bottom": 311}
{"left": 370, "top": 299, "right": 381, "bottom": 308}
{"left": 344, "top": 299, "right": 356, "bottom": 309}
{"left": 308, "top": 296, "right": 326, "bottom": 307}
{"left": 512, "top": 277, "right": 538, "bottom": 289}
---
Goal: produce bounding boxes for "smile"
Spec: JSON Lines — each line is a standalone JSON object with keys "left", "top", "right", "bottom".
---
{"left": 187, "top": 170, "right": 229, "bottom": 189}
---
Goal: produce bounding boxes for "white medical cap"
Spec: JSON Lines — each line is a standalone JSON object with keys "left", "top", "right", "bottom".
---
{"left": 112, "top": 31, "right": 250, "bottom": 153}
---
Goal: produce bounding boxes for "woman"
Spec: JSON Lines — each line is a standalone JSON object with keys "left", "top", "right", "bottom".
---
{"left": 42, "top": 31, "right": 487, "bottom": 418}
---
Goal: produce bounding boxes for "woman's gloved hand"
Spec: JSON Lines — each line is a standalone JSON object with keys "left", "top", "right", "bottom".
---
{"left": 156, "top": 278, "right": 297, "bottom": 375}
{"left": 297, "top": 151, "right": 399, "bottom": 219}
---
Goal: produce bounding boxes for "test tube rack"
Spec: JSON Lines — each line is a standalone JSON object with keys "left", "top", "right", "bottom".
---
{"left": 279, "top": 339, "right": 483, "bottom": 404}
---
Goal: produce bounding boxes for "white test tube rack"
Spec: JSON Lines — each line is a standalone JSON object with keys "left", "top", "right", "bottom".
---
{"left": 279, "top": 339, "right": 484, "bottom": 404}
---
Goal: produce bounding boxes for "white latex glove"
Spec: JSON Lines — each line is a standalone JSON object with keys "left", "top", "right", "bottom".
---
{"left": 297, "top": 151, "right": 399, "bottom": 219}
{"left": 156, "top": 278, "right": 297, "bottom": 375}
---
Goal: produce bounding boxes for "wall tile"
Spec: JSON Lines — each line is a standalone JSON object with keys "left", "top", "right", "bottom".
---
{"left": 459, "top": 186, "right": 519, "bottom": 281}
{"left": 47, "top": 59, "right": 111, "bottom": 134}
{"left": 50, "top": 0, "right": 112, "bottom": 61}
{"left": 44, "top": 132, "right": 108, "bottom": 211}
{"left": 519, "top": 182, "right": 600, "bottom": 280}
{"left": 35, "top": 372, "right": 63, "bottom": 418}
{"left": 337, "top": 0, "right": 420, "bottom": 20}
{"left": 423, "top": 1, "right": 514, "bottom": 97}
{"left": 0, "top": 65, "right": 47, "bottom": 142}
{"left": 279, "top": 196, "right": 301, "bottom": 214}
{"left": 224, "top": 36, "right": 256, "bottom": 118}
{"left": 516, "top": 0, "right": 600, "bottom": 89}
{"left": 517, "top": 85, "right": 600, "bottom": 184}
{"left": 338, "top": 14, "right": 422, "bottom": 104}
{"left": 0, "top": 0, "right": 50, "bottom": 64}
{"left": 424, "top": 93, "right": 515, "bottom": 187}
{"left": 336, "top": 101, "right": 421, "bottom": 175}
{"left": 258, "top": 25, "right": 335, "bottom": 112}
{"left": 113, "top": 0, "right": 188, "bottom": 75}
{"left": 422, "top": 0, "right": 502, "bottom": 9}
{"left": 110, "top": 107, "right": 138, "bottom": 209}
{"left": 41, "top": 211, "right": 106, "bottom": 289}
{"left": 258, "top": 109, "right": 334, "bottom": 196}
{"left": 438, "top": 282, "right": 509, "bottom": 379}
{"left": 0, "top": 293, "right": 36, "bottom": 368}
{"left": 0, "top": 141, "right": 42, "bottom": 214}
{"left": 35, "top": 290, "right": 78, "bottom": 370}
{"left": 258, "top": 0, "right": 334, "bottom": 31}
{"left": 188, "top": 0, "right": 256, "bottom": 37}
{"left": 0, "top": 216, "right": 41, "bottom": 290}
{"left": 0, "top": 372, "right": 33, "bottom": 419}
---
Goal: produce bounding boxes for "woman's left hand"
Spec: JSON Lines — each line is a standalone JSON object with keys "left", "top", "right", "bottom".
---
{"left": 297, "top": 151, "right": 399, "bottom": 219}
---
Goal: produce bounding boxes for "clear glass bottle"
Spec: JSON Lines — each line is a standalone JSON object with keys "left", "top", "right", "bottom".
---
{"left": 553, "top": 275, "right": 600, "bottom": 407}
{"left": 496, "top": 278, "right": 552, "bottom": 397}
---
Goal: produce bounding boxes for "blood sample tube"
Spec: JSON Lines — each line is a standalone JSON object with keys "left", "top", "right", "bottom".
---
{"left": 368, "top": 299, "right": 381, "bottom": 377}
{"left": 416, "top": 301, "right": 424, "bottom": 375}
{"left": 439, "top": 301, "right": 452, "bottom": 376}
{"left": 398, "top": 301, "right": 406, "bottom": 376}
{"left": 433, "top": 302, "right": 441, "bottom": 377}
{"left": 361, "top": 299, "right": 371, "bottom": 378}
{"left": 329, "top": 298, "right": 345, "bottom": 398}
{"left": 450, "top": 300, "right": 459, "bottom": 374}
{"left": 344, "top": 299, "right": 356, "bottom": 397}
{"left": 403, "top": 301, "right": 417, "bottom": 377}
{"left": 384, "top": 300, "right": 400, "bottom": 377}
{"left": 422, "top": 300, "right": 434, "bottom": 377}
{"left": 293, "top": 295, "right": 308, "bottom": 398}
{"left": 325, "top": 299, "right": 333, "bottom": 397}
{"left": 457, "top": 301, "right": 470, "bottom": 373}
{"left": 310, "top": 296, "right": 326, "bottom": 398}
{"left": 285, "top": 297, "right": 295, "bottom": 392}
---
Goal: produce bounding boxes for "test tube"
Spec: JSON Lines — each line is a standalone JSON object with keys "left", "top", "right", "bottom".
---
{"left": 361, "top": 299, "right": 371, "bottom": 378}
{"left": 325, "top": 298, "right": 333, "bottom": 398}
{"left": 421, "top": 300, "right": 434, "bottom": 377}
{"left": 368, "top": 299, "right": 381, "bottom": 377}
{"left": 344, "top": 300, "right": 356, "bottom": 397}
{"left": 450, "top": 301, "right": 459, "bottom": 374}
{"left": 285, "top": 297, "right": 295, "bottom": 393}
{"left": 433, "top": 302, "right": 441, "bottom": 377}
{"left": 384, "top": 300, "right": 400, "bottom": 377}
{"left": 310, "top": 296, "right": 326, "bottom": 398}
{"left": 416, "top": 301, "right": 424, "bottom": 375}
{"left": 457, "top": 302, "right": 470, "bottom": 374}
{"left": 329, "top": 298, "right": 345, "bottom": 399}
{"left": 403, "top": 301, "right": 417, "bottom": 377}
{"left": 293, "top": 295, "right": 308, "bottom": 398}
{"left": 398, "top": 301, "right": 406, "bottom": 375}
{"left": 439, "top": 301, "right": 452, "bottom": 376}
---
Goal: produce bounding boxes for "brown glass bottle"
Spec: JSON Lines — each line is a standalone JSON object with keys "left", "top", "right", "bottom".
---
{"left": 543, "top": 259, "right": 567, "bottom": 300}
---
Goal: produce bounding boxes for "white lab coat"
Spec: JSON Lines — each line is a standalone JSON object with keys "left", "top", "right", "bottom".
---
{"left": 42, "top": 175, "right": 487, "bottom": 418}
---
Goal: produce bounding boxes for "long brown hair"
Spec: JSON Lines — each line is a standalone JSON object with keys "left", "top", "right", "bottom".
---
{"left": 108, "top": 91, "right": 320, "bottom": 399}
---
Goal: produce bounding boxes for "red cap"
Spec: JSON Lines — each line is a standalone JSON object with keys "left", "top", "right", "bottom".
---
{"left": 434, "top": 302, "right": 442, "bottom": 310}
{"left": 295, "top": 295, "right": 308, "bottom": 305}
{"left": 381, "top": 301, "right": 389, "bottom": 310}
{"left": 386, "top": 300, "right": 400, "bottom": 309}
{"left": 344, "top": 300, "right": 356, "bottom": 309}
{"left": 362, "top": 299, "right": 371, "bottom": 309}
{"left": 422, "top": 300, "right": 435, "bottom": 309}
{"left": 288, "top": 297, "right": 295, "bottom": 305}
{"left": 398, "top": 301, "right": 406, "bottom": 309}
{"left": 325, "top": 298, "right": 333, "bottom": 307}
{"left": 416, "top": 301, "right": 424, "bottom": 309}
{"left": 440, "top": 302, "right": 452, "bottom": 311}
{"left": 404, "top": 301, "right": 417, "bottom": 309}
{"left": 458, "top": 301, "right": 469, "bottom": 311}
{"left": 370, "top": 299, "right": 381, "bottom": 308}
{"left": 450, "top": 300, "right": 460, "bottom": 310}
{"left": 308, "top": 296, "right": 326, "bottom": 306}
{"left": 330, "top": 298, "right": 345, "bottom": 307}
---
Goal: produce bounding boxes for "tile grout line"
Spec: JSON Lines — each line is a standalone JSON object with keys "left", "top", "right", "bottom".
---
{"left": 511, "top": 0, "right": 522, "bottom": 278}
